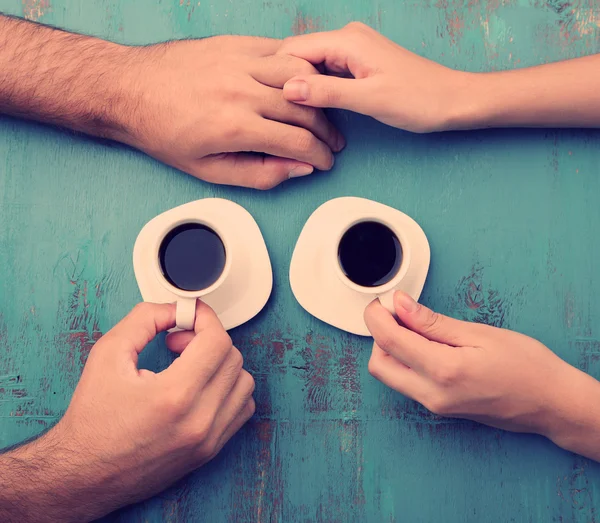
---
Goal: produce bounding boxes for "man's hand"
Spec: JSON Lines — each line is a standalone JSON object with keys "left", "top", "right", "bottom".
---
{"left": 0, "top": 16, "right": 344, "bottom": 190}
{"left": 279, "top": 22, "right": 470, "bottom": 133}
{"left": 365, "top": 291, "right": 600, "bottom": 461}
{"left": 0, "top": 301, "right": 255, "bottom": 522}
{"left": 122, "top": 36, "right": 345, "bottom": 188}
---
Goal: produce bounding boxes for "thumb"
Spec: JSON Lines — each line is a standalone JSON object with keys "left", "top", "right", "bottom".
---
{"left": 192, "top": 153, "right": 314, "bottom": 190}
{"left": 283, "top": 75, "right": 369, "bottom": 113}
{"left": 393, "top": 292, "right": 485, "bottom": 347}
{"left": 104, "top": 302, "right": 177, "bottom": 355}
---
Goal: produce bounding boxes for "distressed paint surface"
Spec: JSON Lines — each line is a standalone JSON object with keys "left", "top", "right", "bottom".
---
{"left": 1, "top": 0, "right": 600, "bottom": 521}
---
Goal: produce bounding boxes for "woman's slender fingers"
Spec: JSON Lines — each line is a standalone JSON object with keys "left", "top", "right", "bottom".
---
{"left": 365, "top": 300, "right": 443, "bottom": 374}
{"left": 368, "top": 343, "right": 431, "bottom": 401}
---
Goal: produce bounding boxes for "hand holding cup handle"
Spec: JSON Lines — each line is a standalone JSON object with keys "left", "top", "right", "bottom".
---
{"left": 289, "top": 197, "right": 430, "bottom": 336}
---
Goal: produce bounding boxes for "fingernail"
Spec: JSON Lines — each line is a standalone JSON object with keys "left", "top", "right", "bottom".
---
{"left": 396, "top": 292, "right": 418, "bottom": 313}
{"left": 335, "top": 133, "right": 346, "bottom": 152}
{"left": 289, "top": 165, "right": 314, "bottom": 178}
{"left": 284, "top": 80, "right": 309, "bottom": 102}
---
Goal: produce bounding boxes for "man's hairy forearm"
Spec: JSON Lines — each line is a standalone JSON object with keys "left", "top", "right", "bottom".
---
{"left": 0, "top": 430, "right": 75, "bottom": 522}
{"left": 0, "top": 14, "right": 141, "bottom": 140}
{"left": 0, "top": 425, "right": 125, "bottom": 523}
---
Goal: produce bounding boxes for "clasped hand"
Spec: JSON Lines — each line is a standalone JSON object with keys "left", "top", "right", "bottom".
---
{"left": 121, "top": 36, "right": 344, "bottom": 189}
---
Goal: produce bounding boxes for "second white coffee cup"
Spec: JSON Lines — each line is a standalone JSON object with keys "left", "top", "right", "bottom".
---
{"left": 331, "top": 217, "right": 410, "bottom": 315}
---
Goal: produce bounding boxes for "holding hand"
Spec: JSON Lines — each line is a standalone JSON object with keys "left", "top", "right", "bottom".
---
{"left": 280, "top": 22, "right": 470, "bottom": 133}
{"left": 0, "top": 301, "right": 254, "bottom": 522}
{"left": 123, "top": 36, "right": 344, "bottom": 189}
{"left": 0, "top": 16, "right": 345, "bottom": 190}
{"left": 365, "top": 292, "right": 600, "bottom": 460}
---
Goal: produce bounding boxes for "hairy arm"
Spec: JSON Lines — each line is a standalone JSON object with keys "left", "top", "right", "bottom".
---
{"left": 0, "top": 302, "right": 256, "bottom": 522}
{"left": 0, "top": 428, "right": 98, "bottom": 523}
{"left": 0, "top": 14, "right": 341, "bottom": 188}
{"left": 0, "top": 14, "right": 139, "bottom": 142}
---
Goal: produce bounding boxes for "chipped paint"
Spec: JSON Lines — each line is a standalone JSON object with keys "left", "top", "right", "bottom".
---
{"left": 226, "top": 420, "right": 282, "bottom": 523}
{"left": 453, "top": 264, "right": 509, "bottom": 327}
{"left": 548, "top": 1, "right": 600, "bottom": 42}
{"left": 56, "top": 278, "right": 104, "bottom": 374}
{"left": 292, "top": 12, "right": 324, "bottom": 35}
{"left": 447, "top": 10, "right": 465, "bottom": 45}
{"left": 338, "top": 344, "right": 360, "bottom": 395}
{"left": 556, "top": 460, "right": 598, "bottom": 517}
{"left": 0, "top": 374, "right": 58, "bottom": 426}
{"left": 21, "top": 0, "right": 50, "bottom": 20}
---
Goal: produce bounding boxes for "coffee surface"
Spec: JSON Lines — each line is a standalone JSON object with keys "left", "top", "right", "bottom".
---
{"left": 338, "top": 221, "right": 402, "bottom": 288}
{"left": 159, "top": 223, "right": 226, "bottom": 291}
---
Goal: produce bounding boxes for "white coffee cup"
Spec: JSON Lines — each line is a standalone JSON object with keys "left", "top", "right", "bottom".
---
{"left": 331, "top": 217, "right": 411, "bottom": 315}
{"left": 152, "top": 219, "right": 232, "bottom": 330}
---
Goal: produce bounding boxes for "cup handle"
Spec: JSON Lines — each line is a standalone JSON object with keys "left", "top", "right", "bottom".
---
{"left": 176, "top": 298, "right": 197, "bottom": 331}
{"left": 377, "top": 290, "right": 398, "bottom": 317}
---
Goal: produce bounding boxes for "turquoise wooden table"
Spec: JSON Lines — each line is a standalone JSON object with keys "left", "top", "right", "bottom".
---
{"left": 2, "top": 1, "right": 600, "bottom": 521}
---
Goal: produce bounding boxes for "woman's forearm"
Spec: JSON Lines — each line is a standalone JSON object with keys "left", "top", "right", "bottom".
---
{"left": 454, "top": 54, "right": 600, "bottom": 130}
{"left": 541, "top": 364, "right": 600, "bottom": 461}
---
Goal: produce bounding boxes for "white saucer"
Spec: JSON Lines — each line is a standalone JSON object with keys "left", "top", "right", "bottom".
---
{"left": 289, "top": 197, "right": 430, "bottom": 336}
{"left": 133, "top": 199, "right": 273, "bottom": 331}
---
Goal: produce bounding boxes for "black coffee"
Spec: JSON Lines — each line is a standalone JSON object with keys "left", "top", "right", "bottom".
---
{"left": 159, "top": 223, "right": 226, "bottom": 292}
{"left": 338, "top": 221, "right": 402, "bottom": 287}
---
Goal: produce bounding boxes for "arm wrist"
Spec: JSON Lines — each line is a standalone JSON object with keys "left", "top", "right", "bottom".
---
{"left": 0, "top": 422, "right": 125, "bottom": 523}
{"left": 444, "top": 54, "right": 600, "bottom": 131}
{"left": 0, "top": 427, "right": 79, "bottom": 523}
{"left": 538, "top": 366, "right": 600, "bottom": 460}
{"left": 442, "top": 72, "right": 493, "bottom": 131}
{"left": 444, "top": 70, "right": 533, "bottom": 130}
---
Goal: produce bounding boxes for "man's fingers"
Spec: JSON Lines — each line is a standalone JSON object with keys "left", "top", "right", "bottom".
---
{"left": 103, "top": 302, "right": 176, "bottom": 355}
{"left": 219, "top": 35, "right": 281, "bottom": 57}
{"left": 249, "top": 37, "right": 282, "bottom": 57}
{"left": 248, "top": 118, "right": 334, "bottom": 171}
{"left": 261, "top": 87, "right": 345, "bottom": 152}
{"left": 279, "top": 30, "right": 350, "bottom": 70}
{"left": 368, "top": 343, "right": 430, "bottom": 401}
{"left": 213, "top": 397, "right": 256, "bottom": 457}
{"left": 251, "top": 54, "right": 320, "bottom": 88}
{"left": 207, "top": 369, "right": 255, "bottom": 439}
{"left": 283, "top": 74, "right": 372, "bottom": 114}
{"left": 191, "top": 152, "right": 315, "bottom": 190}
{"left": 163, "top": 301, "right": 233, "bottom": 388}
{"left": 166, "top": 330, "right": 196, "bottom": 354}
{"left": 199, "top": 348, "right": 247, "bottom": 416}
{"left": 393, "top": 292, "right": 488, "bottom": 346}
{"left": 364, "top": 299, "right": 442, "bottom": 373}
{"left": 196, "top": 372, "right": 255, "bottom": 464}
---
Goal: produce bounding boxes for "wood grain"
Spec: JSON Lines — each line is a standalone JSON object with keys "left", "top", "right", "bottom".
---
{"left": 1, "top": 0, "right": 600, "bottom": 521}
